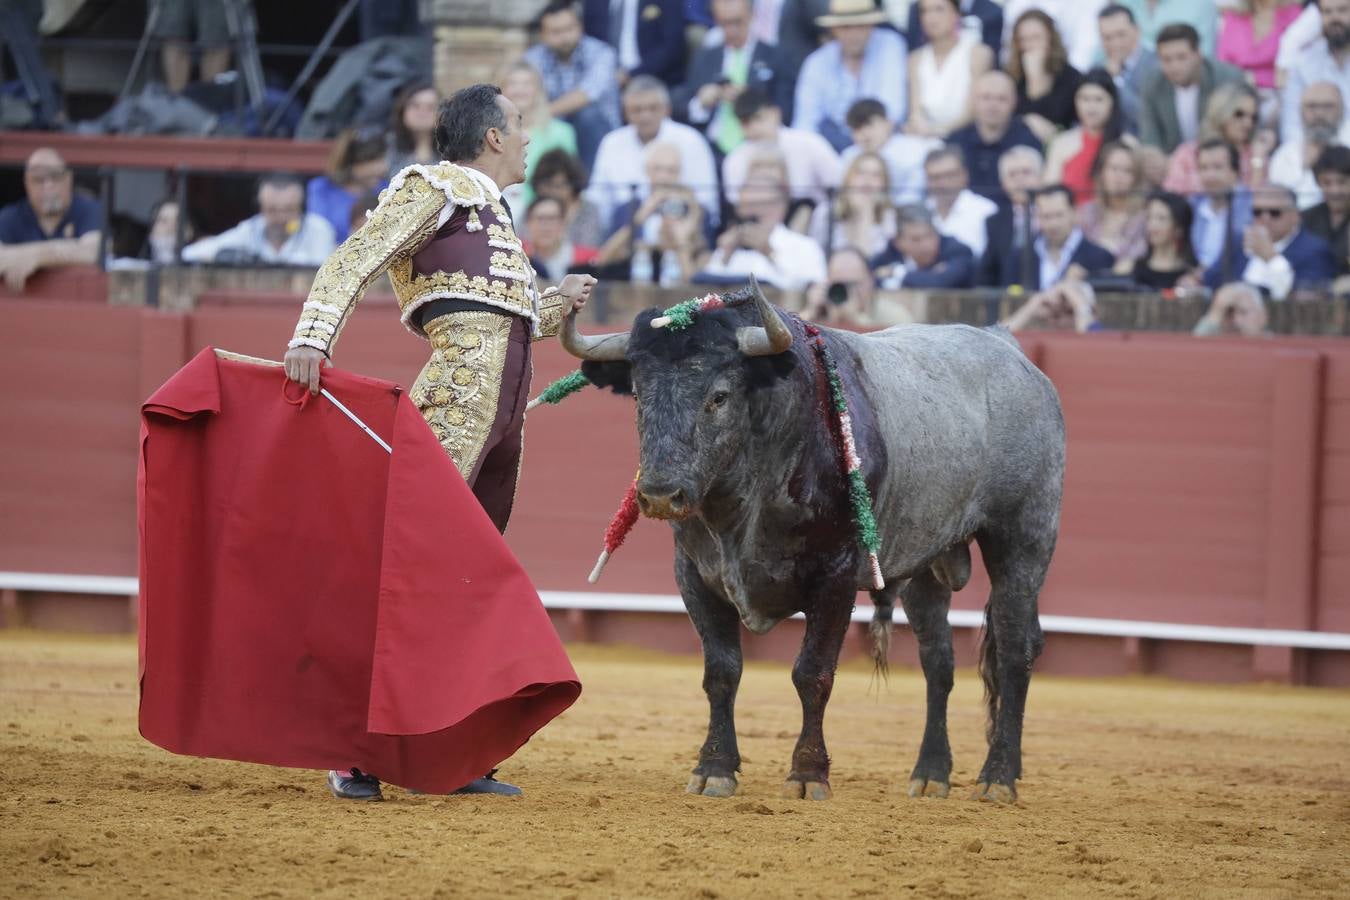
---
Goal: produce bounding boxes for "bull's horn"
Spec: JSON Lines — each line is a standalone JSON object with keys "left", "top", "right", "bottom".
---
{"left": 560, "top": 309, "right": 630, "bottom": 361}
{"left": 736, "top": 274, "right": 793, "bottom": 357}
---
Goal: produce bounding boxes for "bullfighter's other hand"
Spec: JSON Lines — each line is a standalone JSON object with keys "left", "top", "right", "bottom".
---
{"left": 283, "top": 345, "right": 330, "bottom": 396}
{"left": 558, "top": 273, "right": 597, "bottom": 314}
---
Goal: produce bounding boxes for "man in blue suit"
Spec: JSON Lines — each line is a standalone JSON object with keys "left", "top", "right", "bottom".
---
{"left": 1203, "top": 185, "right": 1337, "bottom": 299}
{"left": 987, "top": 184, "right": 1115, "bottom": 290}
{"left": 672, "top": 0, "right": 792, "bottom": 150}
{"left": 585, "top": 0, "right": 688, "bottom": 87}
{"left": 871, "top": 205, "right": 976, "bottom": 288}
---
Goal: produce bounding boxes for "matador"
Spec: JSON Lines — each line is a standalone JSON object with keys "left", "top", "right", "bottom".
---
{"left": 283, "top": 83, "right": 597, "bottom": 801}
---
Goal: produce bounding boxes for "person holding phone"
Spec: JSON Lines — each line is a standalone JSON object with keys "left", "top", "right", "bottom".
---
{"left": 698, "top": 171, "right": 826, "bottom": 291}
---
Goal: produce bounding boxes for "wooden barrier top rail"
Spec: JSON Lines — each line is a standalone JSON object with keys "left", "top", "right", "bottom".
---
{"left": 0, "top": 131, "right": 333, "bottom": 174}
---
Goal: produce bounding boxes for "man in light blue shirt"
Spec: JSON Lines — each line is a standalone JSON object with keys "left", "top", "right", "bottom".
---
{"left": 1189, "top": 139, "right": 1252, "bottom": 274}
{"left": 183, "top": 174, "right": 336, "bottom": 267}
{"left": 791, "top": 0, "right": 907, "bottom": 151}
{"left": 1281, "top": 0, "right": 1350, "bottom": 146}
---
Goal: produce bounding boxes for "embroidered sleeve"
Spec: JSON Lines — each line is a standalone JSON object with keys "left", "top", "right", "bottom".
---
{"left": 288, "top": 176, "right": 446, "bottom": 356}
{"left": 533, "top": 286, "right": 568, "bottom": 340}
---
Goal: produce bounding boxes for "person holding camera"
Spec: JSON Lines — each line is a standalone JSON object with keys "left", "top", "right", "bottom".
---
{"left": 699, "top": 172, "right": 827, "bottom": 291}
{"left": 595, "top": 141, "right": 709, "bottom": 283}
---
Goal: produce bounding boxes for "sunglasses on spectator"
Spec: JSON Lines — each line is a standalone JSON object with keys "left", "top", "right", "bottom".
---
{"left": 1252, "top": 207, "right": 1288, "bottom": 218}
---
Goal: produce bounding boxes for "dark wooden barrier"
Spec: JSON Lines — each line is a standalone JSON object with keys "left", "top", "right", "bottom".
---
{"left": 2, "top": 296, "right": 1348, "bottom": 685}
{"left": 0, "top": 131, "right": 332, "bottom": 174}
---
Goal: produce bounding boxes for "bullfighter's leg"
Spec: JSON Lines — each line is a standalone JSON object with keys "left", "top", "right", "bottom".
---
{"left": 679, "top": 553, "right": 744, "bottom": 799}
{"left": 782, "top": 584, "right": 855, "bottom": 801}
{"left": 971, "top": 513, "right": 1054, "bottom": 804}
{"left": 901, "top": 568, "right": 955, "bottom": 799}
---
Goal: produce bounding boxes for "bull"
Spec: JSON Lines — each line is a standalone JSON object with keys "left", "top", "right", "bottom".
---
{"left": 561, "top": 279, "right": 1064, "bottom": 803}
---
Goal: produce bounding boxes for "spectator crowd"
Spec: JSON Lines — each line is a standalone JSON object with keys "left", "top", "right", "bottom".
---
{"left": 6, "top": 0, "right": 1350, "bottom": 336}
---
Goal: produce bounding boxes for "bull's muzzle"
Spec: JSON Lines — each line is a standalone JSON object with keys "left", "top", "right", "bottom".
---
{"left": 636, "top": 482, "right": 692, "bottom": 520}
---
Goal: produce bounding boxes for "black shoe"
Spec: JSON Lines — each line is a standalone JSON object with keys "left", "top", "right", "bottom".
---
{"left": 451, "top": 769, "right": 522, "bottom": 797}
{"left": 326, "top": 768, "right": 383, "bottom": 801}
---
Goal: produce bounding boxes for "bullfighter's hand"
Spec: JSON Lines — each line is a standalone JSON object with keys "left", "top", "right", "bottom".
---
{"left": 558, "top": 273, "right": 597, "bottom": 314}
{"left": 283, "top": 345, "right": 330, "bottom": 396}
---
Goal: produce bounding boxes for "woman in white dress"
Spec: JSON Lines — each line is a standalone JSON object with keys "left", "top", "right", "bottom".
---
{"left": 904, "top": 0, "right": 994, "bottom": 139}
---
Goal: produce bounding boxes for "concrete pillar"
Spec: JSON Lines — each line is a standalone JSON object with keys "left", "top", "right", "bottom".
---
{"left": 429, "top": 0, "right": 538, "bottom": 95}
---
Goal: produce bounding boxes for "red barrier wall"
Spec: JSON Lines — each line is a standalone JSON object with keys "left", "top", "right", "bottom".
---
{"left": 2, "top": 297, "right": 1348, "bottom": 684}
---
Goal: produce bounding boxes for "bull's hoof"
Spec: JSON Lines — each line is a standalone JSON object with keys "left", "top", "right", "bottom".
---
{"left": 970, "top": 781, "right": 1017, "bottom": 804}
{"left": 686, "top": 774, "right": 738, "bottom": 798}
{"left": 907, "top": 777, "right": 950, "bottom": 799}
{"left": 781, "top": 779, "right": 831, "bottom": 801}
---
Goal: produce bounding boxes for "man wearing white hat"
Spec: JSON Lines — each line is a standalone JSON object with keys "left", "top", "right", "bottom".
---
{"left": 792, "top": 0, "right": 908, "bottom": 151}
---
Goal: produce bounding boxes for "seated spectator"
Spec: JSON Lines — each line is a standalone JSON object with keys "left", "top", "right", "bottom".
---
{"left": 978, "top": 144, "right": 1045, "bottom": 287}
{"left": 1097, "top": 4, "right": 1158, "bottom": 136}
{"left": 699, "top": 173, "right": 827, "bottom": 290}
{"left": 722, "top": 88, "right": 842, "bottom": 207}
{"left": 140, "top": 198, "right": 195, "bottom": 264}
{"left": 1001, "top": 0, "right": 1105, "bottom": 72}
{"left": 1007, "top": 9, "right": 1085, "bottom": 144}
{"left": 387, "top": 81, "right": 440, "bottom": 173}
{"left": 1140, "top": 24, "right": 1248, "bottom": 155}
{"left": 597, "top": 141, "right": 710, "bottom": 283}
{"left": 500, "top": 61, "right": 579, "bottom": 208}
{"left": 1276, "top": 0, "right": 1327, "bottom": 92}
{"left": 903, "top": 0, "right": 994, "bottom": 138}
{"left": 924, "top": 146, "right": 997, "bottom": 258}
{"left": 1218, "top": 0, "right": 1303, "bottom": 120}
{"left": 526, "top": 0, "right": 622, "bottom": 170}
{"left": 808, "top": 151, "right": 896, "bottom": 257}
{"left": 528, "top": 149, "right": 606, "bottom": 247}
{"left": 1193, "top": 282, "right": 1271, "bottom": 336}
{"left": 1002, "top": 279, "right": 1103, "bottom": 332}
{"left": 1027, "top": 183, "right": 1116, "bottom": 289}
{"left": 1044, "top": 68, "right": 1133, "bottom": 204}
{"left": 842, "top": 98, "right": 938, "bottom": 204}
{"left": 1077, "top": 142, "right": 1147, "bottom": 272}
{"left": 1117, "top": 0, "right": 1219, "bottom": 57}
{"left": 1281, "top": 0, "right": 1350, "bottom": 145}
{"left": 673, "top": 0, "right": 789, "bottom": 155}
{"left": 1202, "top": 184, "right": 1337, "bottom": 297}
{"left": 524, "top": 195, "right": 601, "bottom": 282}
{"left": 587, "top": 76, "right": 720, "bottom": 229}
{"left": 1164, "top": 82, "right": 1271, "bottom": 197}
{"left": 1302, "top": 144, "right": 1350, "bottom": 275}
{"left": 1191, "top": 139, "right": 1253, "bottom": 272}
{"left": 1270, "top": 81, "right": 1348, "bottom": 209}
{"left": 583, "top": 0, "right": 686, "bottom": 88}
{"left": 947, "top": 71, "right": 1043, "bottom": 203}
{"left": 906, "top": 0, "right": 1003, "bottom": 55}
{"left": 871, "top": 204, "right": 977, "bottom": 288}
{"left": 1131, "top": 190, "right": 1203, "bottom": 289}
{"left": 182, "top": 173, "right": 336, "bottom": 267}
{"left": 792, "top": 0, "right": 908, "bottom": 151}
{"left": 803, "top": 246, "right": 910, "bottom": 326}
{"left": 306, "top": 129, "right": 388, "bottom": 243}
{"left": 0, "top": 148, "right": 101, "bottom": 291}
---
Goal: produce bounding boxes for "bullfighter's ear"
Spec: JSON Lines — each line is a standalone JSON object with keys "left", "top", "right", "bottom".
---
{"left": 580, "top": 360, "right": 634, "bottom": 396}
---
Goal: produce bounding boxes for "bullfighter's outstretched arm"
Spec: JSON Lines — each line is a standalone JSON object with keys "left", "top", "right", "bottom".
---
{"left": 287, "top": 176, "right": 447, "bottom": 358}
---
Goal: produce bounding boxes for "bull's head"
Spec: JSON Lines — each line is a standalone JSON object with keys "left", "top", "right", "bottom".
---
{"left": 562, "top": 276, "right": 794, "bottom": 521}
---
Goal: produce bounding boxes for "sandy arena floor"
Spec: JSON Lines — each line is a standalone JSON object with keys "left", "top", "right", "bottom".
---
{"left": 1, "top": 632, "right": 1348, "bottom": 899}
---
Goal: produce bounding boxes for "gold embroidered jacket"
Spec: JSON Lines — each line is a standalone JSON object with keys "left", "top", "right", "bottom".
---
{"left": 288, "top": 163, "right": 566, "bottom": 357}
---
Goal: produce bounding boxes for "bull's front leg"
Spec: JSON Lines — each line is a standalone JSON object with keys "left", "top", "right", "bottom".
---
{"left": 783, "top": 584, "right": 855, "bottom": 801}
{"left": 678, "top": 553, "right": 743, "bottom": 799}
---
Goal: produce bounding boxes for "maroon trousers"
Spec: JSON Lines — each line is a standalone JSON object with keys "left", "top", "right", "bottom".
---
{"left": 459, "top": 314, "right": 531, "bottom": 534}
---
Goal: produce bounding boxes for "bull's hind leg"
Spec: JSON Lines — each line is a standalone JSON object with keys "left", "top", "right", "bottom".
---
{"left": 971, "top": 518, "right": 1054, "bottom": 804}
{"left": 782, "top": 584, "right": 855, "bottom": 801}
{"left": 679, "top": 555, "right": 743, "bottom": 799}
{"left": 901, "top": 569, "right": 955, "bottom": 798}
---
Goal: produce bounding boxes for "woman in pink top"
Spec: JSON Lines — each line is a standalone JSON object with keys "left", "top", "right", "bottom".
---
{"left": 1218, "top": 0, "right": 1303, "bottom": 120}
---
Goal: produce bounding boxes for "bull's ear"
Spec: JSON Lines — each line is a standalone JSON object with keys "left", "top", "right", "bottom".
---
{"left": 581, "top": 360, "right": 634, "bottom": 396}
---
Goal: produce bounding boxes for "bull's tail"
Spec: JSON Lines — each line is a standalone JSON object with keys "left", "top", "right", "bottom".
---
{"left": 868, "top": 585, "right": 897, "bottom": 684}
{"left": 978, "top": 600, "right": 998, "bottom": 742}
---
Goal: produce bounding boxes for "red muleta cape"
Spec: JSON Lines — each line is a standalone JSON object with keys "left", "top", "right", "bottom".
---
{"left": 137, "top": 349, "right": 581, "bottom": 792}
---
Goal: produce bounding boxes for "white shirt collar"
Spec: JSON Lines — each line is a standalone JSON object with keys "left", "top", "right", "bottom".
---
{"left": 461, "top": 165, "right": 503, "bottom": 202}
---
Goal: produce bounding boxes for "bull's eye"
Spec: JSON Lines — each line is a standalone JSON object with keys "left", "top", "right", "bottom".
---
{"left": 709, "top": 390, "right": 729, "bottom": 409}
